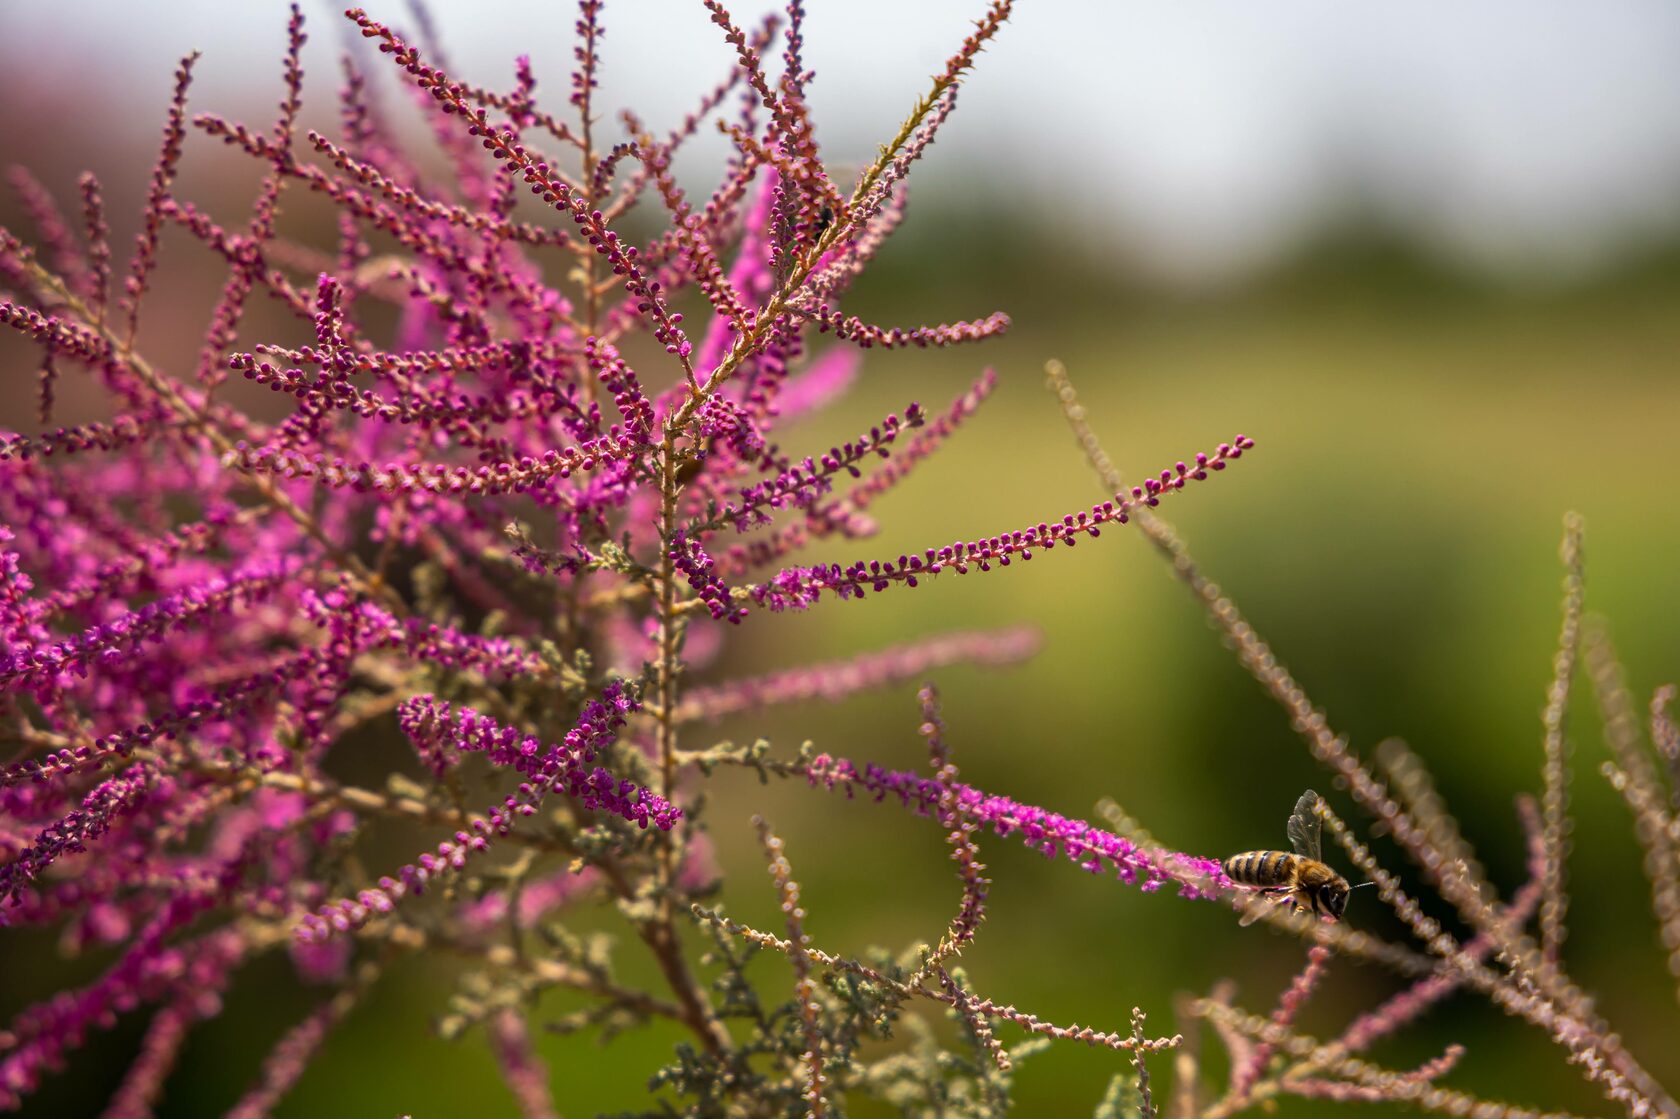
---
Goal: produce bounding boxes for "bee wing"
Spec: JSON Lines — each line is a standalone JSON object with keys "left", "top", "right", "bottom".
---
{"left": 1287, "top": 789, "right": 1323, "bottom": 861}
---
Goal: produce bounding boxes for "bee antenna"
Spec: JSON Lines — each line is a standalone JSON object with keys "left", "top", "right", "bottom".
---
{"left": 1352, "top": 881, "right": 1378, "bottom": 890}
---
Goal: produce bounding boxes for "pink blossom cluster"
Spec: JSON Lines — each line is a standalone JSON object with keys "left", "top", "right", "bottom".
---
{"left": 0, "top": 0, "right": 1270, "bottom": 1112}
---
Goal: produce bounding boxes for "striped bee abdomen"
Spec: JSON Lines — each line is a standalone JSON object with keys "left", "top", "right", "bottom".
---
{"left": 1224, "top": 850, "right": 1298, "bottom": 887}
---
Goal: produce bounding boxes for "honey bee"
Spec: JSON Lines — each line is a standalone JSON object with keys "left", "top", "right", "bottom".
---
{"left": 1224, "top": 790, "right": 1356, "bottom": 925}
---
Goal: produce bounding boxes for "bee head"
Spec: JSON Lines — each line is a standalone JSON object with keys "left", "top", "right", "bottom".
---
{"left": 1317, "top": 879, "right": 1350, "bottom": 920}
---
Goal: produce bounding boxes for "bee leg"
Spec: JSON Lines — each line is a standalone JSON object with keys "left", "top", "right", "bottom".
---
{"left": 1237, "top": 889, "right": 1292, "bottom": 927}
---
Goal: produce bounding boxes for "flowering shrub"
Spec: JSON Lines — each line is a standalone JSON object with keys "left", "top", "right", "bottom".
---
{"left": 1, "top": 3, "right": 1677, "bottom": 1117}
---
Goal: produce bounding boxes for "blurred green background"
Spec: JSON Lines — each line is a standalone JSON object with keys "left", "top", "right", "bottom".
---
{"left": 4, "top": 2, "right": 1680, "bottom": 1116}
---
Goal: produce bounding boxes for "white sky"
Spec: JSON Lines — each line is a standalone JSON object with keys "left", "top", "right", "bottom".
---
{"left": 6, "top": 0, "right": 1680, "bottom": 285}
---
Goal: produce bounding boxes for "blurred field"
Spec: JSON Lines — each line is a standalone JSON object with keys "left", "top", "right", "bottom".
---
{"left": 5, "top": 51, "right": 1680, "bottom": 1119}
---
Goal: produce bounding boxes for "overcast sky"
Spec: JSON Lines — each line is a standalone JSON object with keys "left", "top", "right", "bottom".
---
{"left": 6, "top": 1, "right": 1680, "bottom": 284}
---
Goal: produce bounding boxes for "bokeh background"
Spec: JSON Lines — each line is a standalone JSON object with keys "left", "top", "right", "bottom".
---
{"left": 3, "top": 1, "right": 1680, "bottom": 1115}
